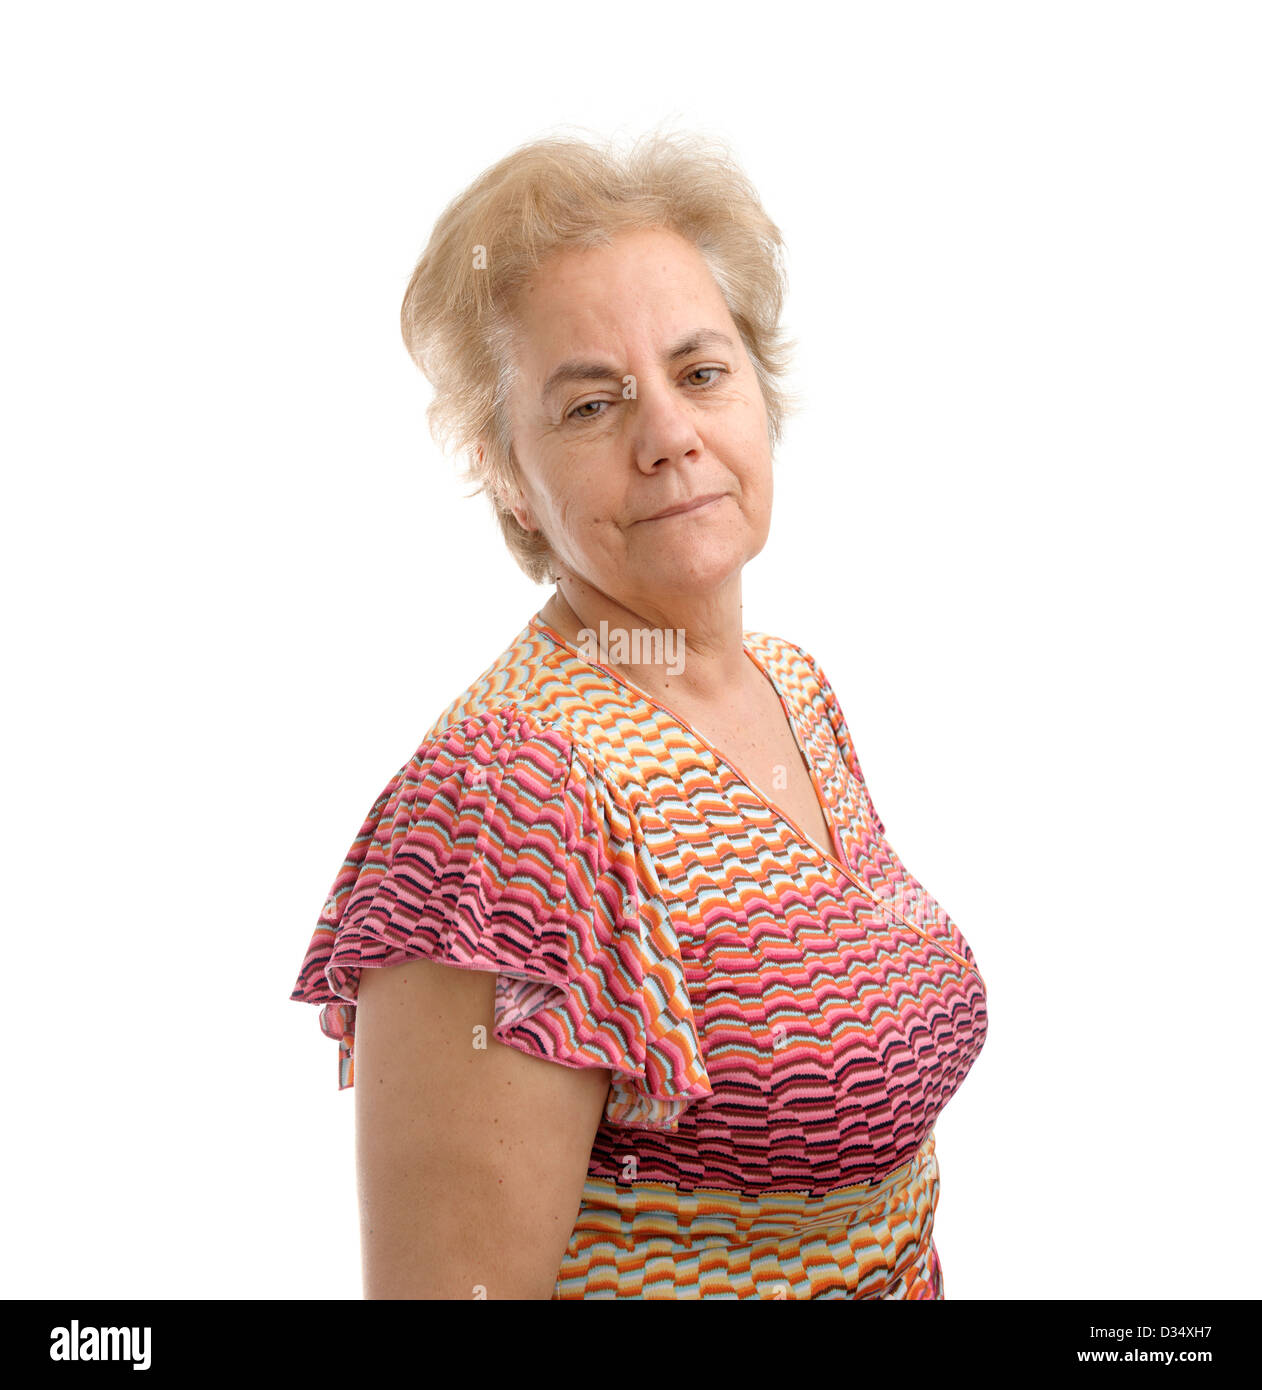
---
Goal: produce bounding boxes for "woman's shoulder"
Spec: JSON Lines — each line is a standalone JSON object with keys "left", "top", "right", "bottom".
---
{"left": 743, "top": 628, "right": 837, "bottom": 707}
{"left": 743, "top": 628, "right": 866, "bottom": 774}
{"left": 419, "top": 617, "right": 605, "bottom": 767}
{"left": 402, "top": 616, "right": 624, "bottom": 800}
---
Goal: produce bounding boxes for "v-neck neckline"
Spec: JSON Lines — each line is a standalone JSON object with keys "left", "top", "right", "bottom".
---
{"left": 528, "top": 613, "right": 846, "bottom": 870}
{"left": 526, "top": 612, "right": 984, "bottom": 988}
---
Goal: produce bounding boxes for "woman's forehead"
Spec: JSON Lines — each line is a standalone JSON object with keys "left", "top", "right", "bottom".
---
{"left": 512, "top": 232, "right": 732, "bottom": 358}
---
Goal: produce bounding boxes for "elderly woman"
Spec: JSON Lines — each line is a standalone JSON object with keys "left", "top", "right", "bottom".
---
{"left": 290, "top": 130, "right": 988, "bottom": 1300}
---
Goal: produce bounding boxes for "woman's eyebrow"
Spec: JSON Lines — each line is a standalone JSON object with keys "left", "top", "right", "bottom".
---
{"left": 540, "top": 329, "right": 736, "bottom": 405}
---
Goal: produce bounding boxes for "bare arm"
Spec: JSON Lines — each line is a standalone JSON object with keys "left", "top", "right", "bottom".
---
{"left": 353, "top": 957, "right": 612, "bottom": 1299}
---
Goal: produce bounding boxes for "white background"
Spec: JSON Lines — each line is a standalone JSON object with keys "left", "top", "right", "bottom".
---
{"left": 3, "top": 1, "right": 1257, "bottom": 1300}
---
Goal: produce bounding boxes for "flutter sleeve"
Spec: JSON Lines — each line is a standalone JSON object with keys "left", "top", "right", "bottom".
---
{"left": 289, "top": 707, "right": 712, "bottom": 1131}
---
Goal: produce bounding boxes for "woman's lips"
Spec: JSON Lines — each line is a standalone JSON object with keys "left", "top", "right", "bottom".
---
{"left": 639, "top": 493, "right": 725, "bottom": 523}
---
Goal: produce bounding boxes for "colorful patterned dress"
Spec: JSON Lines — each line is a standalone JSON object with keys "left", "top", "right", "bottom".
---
{"left": 290, "top": 612, "right": 988, "bottom": 1298}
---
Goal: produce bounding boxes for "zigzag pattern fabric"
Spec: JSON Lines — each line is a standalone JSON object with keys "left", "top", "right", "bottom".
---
{"left": 290, "top": 613, "right": 988, "bottom": 1298}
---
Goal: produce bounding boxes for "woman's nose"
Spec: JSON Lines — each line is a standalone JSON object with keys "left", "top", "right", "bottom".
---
{"left": 627, "top": 376, "right": 704, "bottom": 473}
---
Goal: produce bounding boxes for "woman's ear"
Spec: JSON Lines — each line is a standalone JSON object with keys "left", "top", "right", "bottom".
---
{"left": 481, "top": 441, "right": 538, "bottom": 533}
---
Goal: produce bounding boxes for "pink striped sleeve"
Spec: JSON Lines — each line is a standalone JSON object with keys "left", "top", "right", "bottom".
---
{"left": 289, "top": 707, "right": 711, "bottom": 1131}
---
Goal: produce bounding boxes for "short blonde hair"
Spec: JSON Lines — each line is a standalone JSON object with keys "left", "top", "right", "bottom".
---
{"left": 400, "top": 127, "right": 797, "bottom": 583}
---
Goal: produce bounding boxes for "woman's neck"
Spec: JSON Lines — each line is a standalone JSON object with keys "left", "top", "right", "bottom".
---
{"left": 540, "top": 579, "right": 752, "bottom": 708}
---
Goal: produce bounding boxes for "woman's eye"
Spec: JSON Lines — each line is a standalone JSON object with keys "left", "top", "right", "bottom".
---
{"left": 568, "top": 368, "right": 723, "bottom": 420}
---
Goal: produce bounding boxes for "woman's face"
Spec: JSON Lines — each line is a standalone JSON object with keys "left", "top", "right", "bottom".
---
{"left": 500, "top": 226, "right": 773, "bottom": 615}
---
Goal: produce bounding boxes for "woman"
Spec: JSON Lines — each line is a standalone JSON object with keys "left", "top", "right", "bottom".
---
{"left": 290, "top": 130, "right": 988, "bottom": 1300}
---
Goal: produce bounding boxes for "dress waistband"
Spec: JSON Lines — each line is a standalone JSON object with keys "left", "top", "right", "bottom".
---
{"left": 574, "top": 1130, "right": 938, "bottom": 1245}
